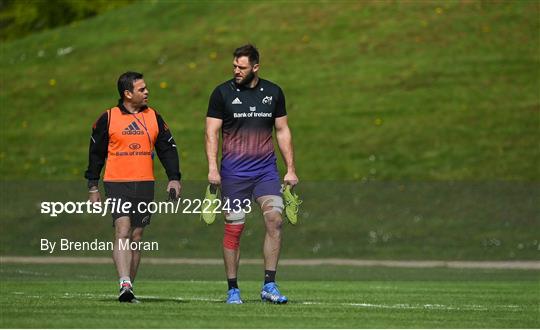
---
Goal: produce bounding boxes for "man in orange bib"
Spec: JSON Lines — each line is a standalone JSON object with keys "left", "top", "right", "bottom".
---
{"left": 84, "top": 72, "right": 181, "bottom": 303}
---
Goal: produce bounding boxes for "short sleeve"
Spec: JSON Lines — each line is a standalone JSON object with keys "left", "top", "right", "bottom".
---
{"left": 275, "top": 87, "right": 287, "bottom": 118}
{"left": 207, "top": 87, "right": 225, "bottom": 119}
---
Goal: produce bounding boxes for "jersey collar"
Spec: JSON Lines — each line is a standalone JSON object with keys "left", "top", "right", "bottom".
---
{"left": 233, "top": 77, "right": 261, "bottom": 91}
{"left": 117, "top": 99, "right": 148, "bottom": 114}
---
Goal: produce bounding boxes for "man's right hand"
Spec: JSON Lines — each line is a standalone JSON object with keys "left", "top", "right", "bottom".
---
{"left": 208, "top": 169, "right": 221, "bottom": 186}
{"left": 88, "top": 187, "right": 101, "bottom": 203}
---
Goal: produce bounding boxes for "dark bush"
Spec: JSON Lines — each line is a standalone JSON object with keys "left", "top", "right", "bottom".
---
{"left": 0, "top": 0, "right": 134, "bottom": 41}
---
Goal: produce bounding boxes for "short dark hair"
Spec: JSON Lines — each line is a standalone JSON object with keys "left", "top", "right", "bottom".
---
{"left": 233, "top": 44, "right": 259, "bottom": 65}
{"left": 117, "top": 71, "right": 143, "bottom": 99}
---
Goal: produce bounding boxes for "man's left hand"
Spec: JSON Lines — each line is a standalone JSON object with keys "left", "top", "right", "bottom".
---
{"left": 166, "top": 180, "right": 182, "bottom": 200}
{"left": 284, "top": 171, "right": 299, "bottom": 187}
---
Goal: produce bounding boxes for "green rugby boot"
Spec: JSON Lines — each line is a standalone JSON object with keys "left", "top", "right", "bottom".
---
{"left": 282, "top": 184, "right": 302, "bottom": 225}
{"left": 200, "top": 184, "right": 219, "bottom": 225}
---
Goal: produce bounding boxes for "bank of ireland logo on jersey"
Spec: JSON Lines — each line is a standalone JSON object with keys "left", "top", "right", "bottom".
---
{"left": 262, "top": 96, "right": 272, "bottom": 105}
{"left": 250, "top": 106, "right": 256, "bottom": 112}
{"left": 232, "top": 97, "right": 242, "bottom": 105}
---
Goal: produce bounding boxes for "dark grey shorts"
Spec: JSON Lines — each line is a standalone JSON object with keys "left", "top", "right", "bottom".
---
{"left": 104, "top": 181, "right": 154, "bottom": 227}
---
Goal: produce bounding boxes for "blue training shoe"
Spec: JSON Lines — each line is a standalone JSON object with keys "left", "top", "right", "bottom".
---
{"left": 261, "top": 282, "right": 288, "bottom": 304}
{"left": 226, "top": 288, "right": 243, "bottom": 304}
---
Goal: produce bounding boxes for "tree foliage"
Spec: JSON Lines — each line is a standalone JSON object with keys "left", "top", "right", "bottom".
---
{"left": 0, "top": 0, "right": 134, "bottom": 41}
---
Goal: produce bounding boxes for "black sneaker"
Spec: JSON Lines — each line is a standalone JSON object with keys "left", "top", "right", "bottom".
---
{"left": 118, "top": 283, "right": 135, "bottom": 303}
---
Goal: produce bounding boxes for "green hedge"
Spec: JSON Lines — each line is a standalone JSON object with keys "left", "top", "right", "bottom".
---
{"left": 0, "top": 0, "right": 134, "bottom": 41}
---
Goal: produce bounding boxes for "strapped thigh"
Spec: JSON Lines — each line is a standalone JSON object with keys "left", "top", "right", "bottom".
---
{"left": 258, "top": 195, "right": 284, "bottom": 215}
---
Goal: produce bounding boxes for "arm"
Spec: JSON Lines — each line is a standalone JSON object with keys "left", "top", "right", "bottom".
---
{"left": 84, "top": 111, "right": 109, "bottom": 202}
{"left": 205, "top": 87, "right": 225, "bottom": 185}
{"left": 275, "top": 116, "right": 299, "bottom": 186}
{"left": 205, "top": 117, "right": 223, "bottom": 185}
{"left": 154, "top": 112, "right": 181, "bottom": 198}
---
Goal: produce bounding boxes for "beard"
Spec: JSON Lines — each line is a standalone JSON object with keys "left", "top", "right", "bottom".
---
{"left": 236, "top": 70, "right": 255, "bottom": 86}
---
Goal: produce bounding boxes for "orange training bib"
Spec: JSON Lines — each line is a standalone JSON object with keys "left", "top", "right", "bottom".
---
{"left": 103, "top": 107, "right": 159, "bottom": 181}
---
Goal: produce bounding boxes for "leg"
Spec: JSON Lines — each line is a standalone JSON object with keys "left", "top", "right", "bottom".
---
{"left": 129, "top": 195, "right": 152, "bottom": 283}
{"left": 220, "top": 177, "right": 252, "bottom": 304}
{"left": 223, "top": 245, "right": 240, "bottom": 279}
{"left": 257, "top": 195, "right": 284, "bottom": 272}
{"left": 130, "top": 226, "right": 144, "bottom": 282}
{"left": 223, "top": 210, "right": 245, "bottom": 279}
{"left": 223, "top": 210, "right": 245, "bottom": 304}
{"left": 113, "top": 217, "right": 132, "bottom": 281}
{"left": 257, "top": 195, "right": 288, "bottom": 304}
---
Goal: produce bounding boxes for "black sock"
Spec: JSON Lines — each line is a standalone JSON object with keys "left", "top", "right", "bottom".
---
{"left": 264, "top": 270, "right": 276, "bottom": 284}
{"left": 227, "top": 278, "right": 238, "bottom": 290}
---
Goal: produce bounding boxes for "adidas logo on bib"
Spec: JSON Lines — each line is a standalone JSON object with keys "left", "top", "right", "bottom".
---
{"left": 122, "top": 121, "right": 144, "bottom": 135}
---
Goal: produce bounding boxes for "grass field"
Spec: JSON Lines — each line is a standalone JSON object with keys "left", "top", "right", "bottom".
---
{"left": 1, "top": 2, "right": 539, "bottom": 327}
{"left": 0, "top": 0, "right": 538, "bottom": 181}
{"left": 1, "top": 263, "right": 538, "bottom": 328}
{"left": 0, "top": 1, "right": 538, "bottom": 261}
{"left": 1, "top": 180, "right": 538, "bottom": 260}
